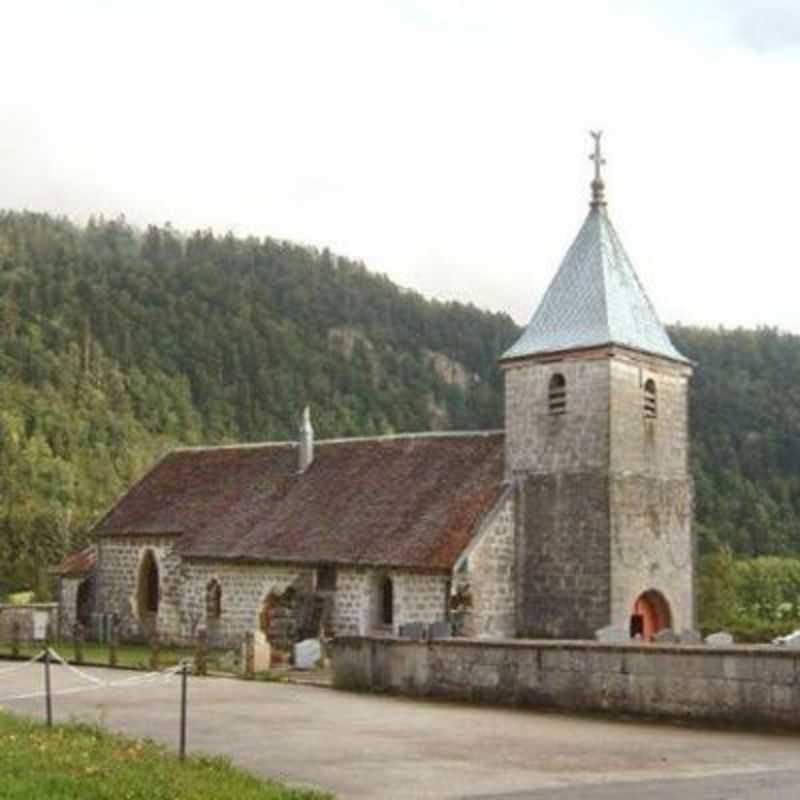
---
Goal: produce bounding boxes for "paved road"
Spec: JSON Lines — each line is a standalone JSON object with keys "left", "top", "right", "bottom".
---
{"left": 1, "top": 661, "right": 799, "bottom": 799}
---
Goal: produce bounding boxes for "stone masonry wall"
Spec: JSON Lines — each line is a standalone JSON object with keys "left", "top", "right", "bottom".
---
{"left": 610, "top": 477, "right": 694, "bottom": 632}
{"left": 517, "top": 474, "right": 610, "bottom": 638}
{"left": 503, "top": 357, "right": 610, "bottom": 478}
{"left": 333, "top": 637, "right": 800, "bottom": 731}
{"left": 608, "top": 356, "right": 691, "bottom": 479}
{"left": 335, "top": 568, "right": 450, "bottom": 635}
{"left": 0, "top": 604, "right": 58, "bottom": 642}
{"left": 96, "top": 536, "right": 182, "bottom": 642}
{"left": 97, "top": 545, "right": 452, "bottom": 645}
{"left": 394, "top": 573, "right": 450, "bottom": 629}
{"left": 608, "top": 355, "right": 695, "bottom": 630}
{"left": 505, "top": 350, "right": 695, "bottom": 639}
{"left": 461, "top": 492, "right": 516, "bottom": 638}
{"left": 181, "top": 561, "right": 312, "bottom": 648}
{"left": 504, "top": 356, "right": 612, "bottom": 638}
{"left": 334, "top": 569, "right": 372, "bottom": 635}
{"left": 58, "top": 578, "right": 82, "bottom": 636}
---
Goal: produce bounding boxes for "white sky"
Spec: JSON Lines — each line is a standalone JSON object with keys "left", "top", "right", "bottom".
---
{"left": 2, "top": 1, "right": 799, "bottom": 332}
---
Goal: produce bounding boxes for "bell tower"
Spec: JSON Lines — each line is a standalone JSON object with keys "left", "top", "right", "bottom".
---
{"left": 501, "top": 133, "right": 694, "bottom": 639}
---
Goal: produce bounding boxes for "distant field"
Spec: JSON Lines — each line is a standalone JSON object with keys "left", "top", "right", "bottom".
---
{"left": 0, "top": 711, "right": 332, "bottom": 800}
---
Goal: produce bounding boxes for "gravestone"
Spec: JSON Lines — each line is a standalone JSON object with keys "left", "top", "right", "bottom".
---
{"left": 428, "top": 621, "right": 453, "bottom": 640}
{"left": 32, "top": 611, "right": 48, "bottom": 642}
{"left": 679, "top": 628, "right": 703, "bottom": 644}
{"left": 242, "top": 630, "right": 272, "bottom": 675}
{"left": 398, "top": 622, "right": 427, "bottom": 640}
{"left": 652, "top": 628, "right": 679, "bottom": 643}
{"left": 293, "top": 638, "right": 322, "bottom": 670}
{"left": 595, "top": 625, "right": 629, "bottom": 643}
{"left": 253, "top": 630, "right": 272, "bottom": 671}
{"left": 705, "top": 631, "right": 734, "bottom": 647}
{"left": 773, "top": 630, "right": 800, "bottom": 648}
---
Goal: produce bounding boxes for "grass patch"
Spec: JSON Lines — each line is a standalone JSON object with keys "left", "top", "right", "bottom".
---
{"left": 0, "top": 711, "right": 332, "bottom": 799}
{"left": 0, "top": 641, "right": 236, "bottom": 672}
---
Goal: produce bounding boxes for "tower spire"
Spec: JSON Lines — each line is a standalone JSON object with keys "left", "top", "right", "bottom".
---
{"left": 589, "top": 130, "right": 606, "bottom": 208}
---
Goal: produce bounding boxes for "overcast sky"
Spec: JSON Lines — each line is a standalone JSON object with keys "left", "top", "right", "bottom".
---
{"left": 2, "top": 1, "right": 799, "bottom": 332}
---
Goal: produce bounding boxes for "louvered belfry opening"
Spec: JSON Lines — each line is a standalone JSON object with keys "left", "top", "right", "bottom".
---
{"left": 643, "top": 378, "right": 657, "bottom": 419}
{"left": 548, "top": 373, "right": 567, "bottom": 415}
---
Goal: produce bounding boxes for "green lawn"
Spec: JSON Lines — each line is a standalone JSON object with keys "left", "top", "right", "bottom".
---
{"left": 0, "top": 640, "right": 236, "bottom": 672}
{"left": 0, "top": 711, "right": 332, "bottom": 799}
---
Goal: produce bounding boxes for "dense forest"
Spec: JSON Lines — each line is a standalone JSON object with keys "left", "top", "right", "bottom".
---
{"left": 1, "top": 211, "right": 799, "bottom": 636}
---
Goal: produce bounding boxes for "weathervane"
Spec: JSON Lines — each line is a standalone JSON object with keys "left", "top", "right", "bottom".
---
{"left": 589, "top": 130, "right": 606, "bottom": 207}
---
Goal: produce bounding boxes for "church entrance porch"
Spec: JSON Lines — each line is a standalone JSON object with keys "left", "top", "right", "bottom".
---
{"left": 629, "top": 590, "right": 671, "bottom": 640}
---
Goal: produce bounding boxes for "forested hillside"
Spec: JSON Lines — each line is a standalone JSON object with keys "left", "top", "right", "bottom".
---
{"left": 1, "top": 211, "right": 799, "bottom": 602}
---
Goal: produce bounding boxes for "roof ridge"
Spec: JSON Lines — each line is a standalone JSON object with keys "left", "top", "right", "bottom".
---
{"left": 173, "top": 429, "right": 505, "bottom": 453}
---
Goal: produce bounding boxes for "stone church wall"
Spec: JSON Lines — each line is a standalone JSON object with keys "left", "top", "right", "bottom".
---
{"left": 181, "top": 561, "right": 313, "bottom": 648}
{"left": 96, "top": 536, "right": 182, "bottom": 642}
{"left": 334, "top": 568, "right": 450, "bottom": 635}
{"left": 505, "top": 357, "right": 613, "bottom": 638}
{"left": 96, "top": 542, "right": 452, "bottom": 645}
{"left": 517, "top": 474, "right": 611, "bottom": 638}
{"left": 459, "top": 492, "right": 516, "bottom": 638}
{"left": 609, "top": 477, "right": 694, "bottom": 633}
{"left": 503, "top": 357, "right": 610, "bottom": 478}
{"left": 608, "top": 356, "right": 695, "bottom": 631}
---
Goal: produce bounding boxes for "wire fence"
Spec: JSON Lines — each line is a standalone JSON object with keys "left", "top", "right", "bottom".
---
{"left": 0, "top": 646, "right": 192, "bottom": 760}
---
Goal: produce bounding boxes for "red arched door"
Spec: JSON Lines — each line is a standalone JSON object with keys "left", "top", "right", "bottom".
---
{"left": 630, "top": 590, "right": 671, "bottom": 640}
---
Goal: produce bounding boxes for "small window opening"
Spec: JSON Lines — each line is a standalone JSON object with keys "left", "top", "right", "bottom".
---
{"left": 548, "top": 373, "right": 567, "bottom": 415}
{"left": 380, "top": 576, "right": 394, "bottom": 626}
{"left": 206, "top": 579, "right": 222, "bottom": 619}
{"left": 316, "top": 565, "right": 337, "bottom": 592}
{"left": 644, "top": 379, "right": 657, "bottom": 419}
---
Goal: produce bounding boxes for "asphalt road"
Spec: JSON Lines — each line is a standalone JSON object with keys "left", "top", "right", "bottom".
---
{"left": 1, "top": 661, "right": 799, "bottom": 799}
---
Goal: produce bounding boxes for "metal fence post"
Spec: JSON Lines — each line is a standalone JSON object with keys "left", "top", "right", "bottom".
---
{"left": 73, "top": 623, "right": 84, "bottom": 665}
{"left": 195, "top": 627, "right": 208, "bottom": 677}
{"left": 149, "top": 631, "right": 161, "bottom": 672}
{"left": 108, "top": 615, "right": 118, "bottom": 668}
{"left": 43, "top": 648, "right": 53, "bottom": 728}
{"left": 179, "top": 661, "right": 188, "bottom": 761}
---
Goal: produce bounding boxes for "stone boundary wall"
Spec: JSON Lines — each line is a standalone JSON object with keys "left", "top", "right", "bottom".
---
{"left": 0, "top": 604, "right": 59, "bottom": 641}
{"left": 332, "top": 636, "right": 800, "bottom": 731}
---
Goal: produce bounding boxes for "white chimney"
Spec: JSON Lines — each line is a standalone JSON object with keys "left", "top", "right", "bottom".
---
{"left": 298, "top": 405, "right": 314, "bottom": 472}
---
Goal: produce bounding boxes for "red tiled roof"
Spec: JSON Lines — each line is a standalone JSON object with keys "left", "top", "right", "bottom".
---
{"left": 50, "top": 546, "right": 97, "bottom": 578}
{"left": 94, "top": 432, "right": 506, "bottom": 570}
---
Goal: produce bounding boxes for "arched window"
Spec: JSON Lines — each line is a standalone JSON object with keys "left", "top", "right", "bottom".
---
{"left": 206, "top": 579, "right": 222, "bottom": 619}
{"left": 548, "top": 373, "right": 567, "bottom": 415}
{"left": 380, "top": 576, "right": 394, "bottom": 626}
{"left": 137, "top": 549, "right": 159, "bottom": 619}
{"left": 643, "top": 378, "right": 657, "bottom": 419}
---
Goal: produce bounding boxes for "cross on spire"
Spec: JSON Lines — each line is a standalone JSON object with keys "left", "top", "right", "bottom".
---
{"left": 589, "top": 130, "right": 607, "bottom": 208}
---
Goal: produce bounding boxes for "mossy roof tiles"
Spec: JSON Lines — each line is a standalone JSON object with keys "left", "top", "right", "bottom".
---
{"left": 93, "top": 432, "right": 506, "bottom": 571}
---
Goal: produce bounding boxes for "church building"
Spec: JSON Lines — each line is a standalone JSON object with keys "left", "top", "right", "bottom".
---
{"left": 53, "top": 134, "right": 695, "bottom": 646}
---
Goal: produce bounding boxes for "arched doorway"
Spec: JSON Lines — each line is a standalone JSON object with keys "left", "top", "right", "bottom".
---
{"left": 76, "top": 577, "right": 93, "bottom": 628}
{"left": 137, "top": 550, "right": 160, "bottom": 630}
{"left": 259, "top": 590, "right": 280, "bottom": 640}
{"left": 629, "top": 590, "right": 671, "bottom": 640}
